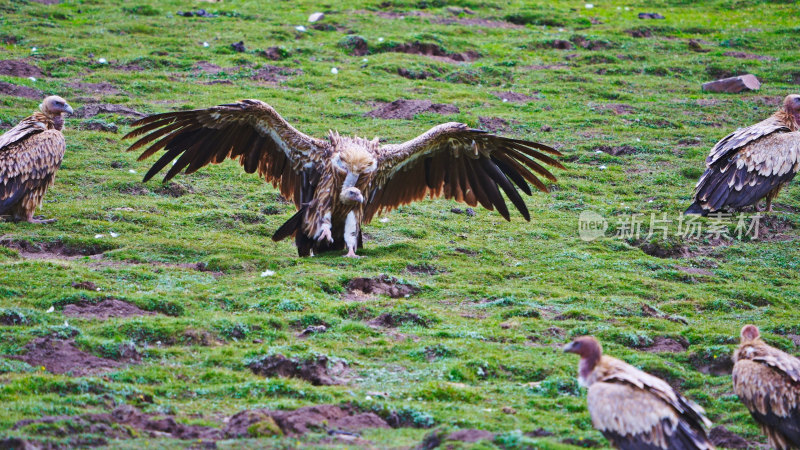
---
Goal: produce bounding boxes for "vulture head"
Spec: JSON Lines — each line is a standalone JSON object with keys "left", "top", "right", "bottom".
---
{"left": 784, "top": 94, "right": 800, "bottom": 129}
{"left": 329, "top": 131, "right": 378, "bottom": 205}
{"left": 735, "top": 324, "right": 766, "bottom": 362}
{"left": 564, "top": 336, "right": 603, "bottom": 384}
{"left": 40, "top": 95, "right": 74, "bottom": 117}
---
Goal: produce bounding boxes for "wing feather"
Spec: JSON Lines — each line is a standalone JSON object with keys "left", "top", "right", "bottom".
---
{"left": 0, "top": 130, "right": 65, "bottom": 214}
{"left": 124, "top": 99, "right": 330, "bottom": 205}
{"left": 366, "top": 122, "right": 562, "bottom": 222}
{"left": 706, "top": 116, "right": 789, "bottom": 167}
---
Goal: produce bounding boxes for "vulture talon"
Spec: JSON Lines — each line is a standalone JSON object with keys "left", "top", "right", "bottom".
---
{"left": 27, "top": 217, "right": 56, "bottom": 224}
{"left": 317, "top": 228, "right": 333, "bottom": 244}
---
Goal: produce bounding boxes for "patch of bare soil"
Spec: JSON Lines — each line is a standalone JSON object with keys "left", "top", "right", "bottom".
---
{"left": 0, "top": 81, "right": 42, "bottom": 99}
{"left": 364, "top": 99, "right": 458, "bottom": 120}
{"left": 65, "top": 81, "right": 122, "bottom": 95}
{"left": 690, "top": 352, "right": 733, "bottom": 376}
{"left": 226, "top": 404, "right": 390, "bottom": 437}
{"left": 434, "top": 17, "right": 522, "bottom": 29}
{"left": 478, "top": 116, "right": 510, "bottom": 132}
{"left": 571, "top": 35, "right": 611, "bottom": 50}
{"left": 492, "top": 91, "right": 539, "bottom": 103}
{"left": 594, "top": 103, "right": 635, "bottom": 115}
{"left": 370, "top": 10, "right": 433, "bottom": 19}
{"left": 71, "top": 281, "right": 97, "bottom": 290}
{"left": 73, "top": 103, "right": 145, "bottom": 120}
{"left": 6, "top": 336, "right": 138, "bottom": 376}
{"left": 14, "top": 405, "right": 222, "bottom": 441}
{"left": 0, "top": 60, "right": 43, "bottom": 78}
{"left": 194, "top": 61, "right": 224, "bottom": 74}
{"left": 641, "top": 304, "right": 688, "bottom": 324}
{"left": 62, "top": 299, "right": 155, "bottom": 320}
{"left": 643, "top": 336, "right": 688, "bottom": 353}
{"left": 446, "top": 429, "right": 495, "bottom": 443}
{"left": 406, "top": 263, "right": 443, "bottom": 275}
{"left": 709, "top": 426, "right": 757, "bottom": 449}
{"left": 259, "top": 46, "right": 289, "bottom": 60}
{"left": 378, "top": 42, "right": 479, "bottom": 63}
{"left": 252, "top": 65, "right": 303, "bottom": 83}
{"left": 345, "top": 275, "right": 420, "bottom": 300}
{"left": 595, "top": 145, "right": 637, "bottom": 156}
{"left": 153, "top": 182, "right": 194, "bottom": 197}
{"left": 369, "top": 312, "right": 429, "bottom": 328}
{"left": 722, "top": 51, "right": 775, "bottom": 61}
{"left": 80, "top": 121, "right": 118, "bottom": 133}
{"left": 626, "top": 28, "right": 652, "bottom": 38}
{"left": 0, "top": 239, "right": 108, "bottom": 260}
{"left": 247, "top": 354, "right": 348, "bottom": 386}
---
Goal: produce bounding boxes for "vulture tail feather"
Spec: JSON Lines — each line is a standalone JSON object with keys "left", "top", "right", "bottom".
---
{"left": 272, "top": 208, "right": 305, "bottom": 242}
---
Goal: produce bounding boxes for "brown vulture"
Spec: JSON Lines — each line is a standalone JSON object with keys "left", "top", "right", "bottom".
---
{"left": 564, "top": 336, "right": 714, "bottom": 450}
{"left": 0, "top": 96, "right": 73, "bottom": 223}
{"left": 732, "top": 324, "right": 800, "bottom": 449}
{"left": 686, "top": 94, "right": 800, "bottom": 215}
{"left": 123, "top": 99, "right": 563, "bottom": 257}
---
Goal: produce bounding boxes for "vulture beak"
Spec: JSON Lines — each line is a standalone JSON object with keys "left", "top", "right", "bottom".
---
{"left": 563, "top": 342, "right": 576, "bottom": 353}
{"left": 341, "top": 187, "right": 365, "bottom": 204}
{"left": 64, "top": 104, "right": 74, "bottom": 115}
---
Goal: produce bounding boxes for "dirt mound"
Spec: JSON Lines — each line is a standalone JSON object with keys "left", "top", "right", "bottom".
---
{"left": 595, "top": 145, "right": 637, "bottom": 156}
{"left": 365, "top": 99, "right": 459, "bottom": 120}
{"left": 73, "top": 103, "right": 145, "bottom": 120}
{"left": 369, "top": 312, "right": 429, "bottom": 328}
{"left": 14, "top": 404, "right": 222, "bottom": 441}
{"left": 377, "top": 41, "right": 478, "bottom": 63}
{"left": 643, "top": 337, "right": 688, "bottom": 353}
{"left": 0, "top": 239, "right": 108, "bottom": 260}
{"left": 194, "top": 61, "right": 224, "bottom": 74}
{"left": 478, "top": 116, "right": 510, "bottom": 132}
{"left": 492, "top": 91, "right": 538, "bottom": 103}
{"left": 346, "top": 275, "right": 420, "bottom": 300}
{"left": 247, "top": 354, "right": 347, "bottom": 385}
{"left": 446, "top": 429, "right": 495, "bottom": 443}
{"left": 62, "top": 299, "right": 155, "bottom": 320}
{"left": 690, "top": 352, "right": 734, "bottom": 376}
{"left": 252, "top": 65, "right": 303, "bottom": 83}
{"left": 259, "top": 46, "right": 289, "bottom": 60}
{"left": 6, "top": 336, "right": 136, "bottom": 376}
{"left": 397, "top": 67, "right": 433, "bottom": 80}
{"left": 0, "top": 60, "right": 43, "bottom": 78}
{"left": 71, "top": 281, "right": 98, "bottom": 290}
{"left": 226, "top": 404, "right": 389, "bottom": 437}
{"left": 640, "top": 304, "right": 688, "bottom": 324}
{"left": 153, "top": 182, "right": 194, "bottom": 197}
{"left": 0, "top": 81, "right": 42, "bottom": 99}
{"left": 709, "top": 426, "right": 755, "bottom": 449}
{"left": 406, "top": 263, "right": 442, "bottom": 275}
{"left": 66, "top": 81, "right": 122, "bottom": 95}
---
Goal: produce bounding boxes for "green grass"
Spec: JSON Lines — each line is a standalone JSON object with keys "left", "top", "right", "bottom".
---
{"left": 1, "top": 0, "right": 799, "bottom": 447}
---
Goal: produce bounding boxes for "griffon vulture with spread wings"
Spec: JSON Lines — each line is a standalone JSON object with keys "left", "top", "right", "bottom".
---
{"left": 0, "top": 95, "right": 73, "bottom": 223}
{"left": 123, "top": 99, "right": 563, "bottom": 257}
{"left": 686, "top": 94, "right": 800, "bottom": 215}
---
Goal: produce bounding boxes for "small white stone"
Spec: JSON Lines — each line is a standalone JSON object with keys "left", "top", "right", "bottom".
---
{"left": 361, "top": 58, "right": 368, "bottom": 63}
{"left": 585, "top": 3, "right": 594, "bottom": 9}
{"left": 94, "top": 234, "right": 104, "bottom": 239}
{"left": 46, "top": 306, "right": 54, "bottom": 313}
{"left": 308, "top": 12, "right": 324, "bottom": 23}
{"left": 648, "top": 199, "right": 654, "bottom": 203}
{"left": 109, "top": 231, "right": 119, "bottom": 238}
{"left": 98, "top": 58, "right": 108, "bottom": 64}
{"left": 128, "top": 169, "right": 137, "bottom": 174}
{"left": 202, "top": 41, "right": 210, "bottom": 47}
{"left": 636, "top": 138, "right": 641, "bottom": 142}
{"left": 28, "top": 77, "right": 36, "bottom": 82}
{"left": 594, "top": 150, "right": 603, "bottom": 154}
{"left": 624, "top": 6, "right": 630, "bottom": 10}
{"left": 599, "top": 165, "right": 607, "bottom": 170}
{"left": 365, "top": 395, "right": 372, "bottom": 400}
{"left": 31, "top": 47, "right": 37, "bottom": 52}
{"left": 558, "top": 28, "right": 565, "bottom": 32}
{"left": 295, "top": 25, "right": 307, "bottom": 32}
{"left": 378, "top": 37, "right": 384, "bottom": 42}
{"left": 260, "top": 270, "right": 275, "bottom": 277}
{"left": 502, "top": 98, "right": 508, "bottom": 102}
{"left": 331, "top": 67, "right": 339, "bottom": 74}
{"left": 379, "top": 217, "right": 389, "bottom": 223}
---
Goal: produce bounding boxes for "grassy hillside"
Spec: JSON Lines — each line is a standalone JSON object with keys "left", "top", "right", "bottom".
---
{"left": 0, "top": 0, "right": 799, "bottom": 447}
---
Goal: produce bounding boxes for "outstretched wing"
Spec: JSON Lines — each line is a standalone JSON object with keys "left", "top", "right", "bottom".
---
{"left": 693, "top": 131, "right": 800, "bottom": 211}
{"left": 0, "top": 130, "right": 65, "bottom": 214}
{"left": 123, "top": 99, "right": 331, "bottom": 206}
{"left": 365, "top": 122, "right": 563, "bottom": 223}
{"left": 706, "top": 116, "right": 789, "bottom": 167}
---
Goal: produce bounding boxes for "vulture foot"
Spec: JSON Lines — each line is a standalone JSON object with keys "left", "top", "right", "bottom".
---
{"left": 344, "top": 248, "right": 361, "bottom": 258}
{"left": 317, "top": 228, "right": 333, "bottom": 244}
{"left": 27, "top": 217, "right": 56, "bottom": 224}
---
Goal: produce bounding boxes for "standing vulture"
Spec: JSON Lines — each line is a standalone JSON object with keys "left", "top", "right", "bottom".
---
{"left": 732, "top": 324, "right": 800, "bottom": 449}
{"left": 686, "top": 94, "right": 800, "bottom": 215}
{"left": 0, "top": 96, "right": 73, "bottom": 223}
{"left": 564, "top": 336, "right": 714, "bottom": 449}
{"left": 123, "top": 99, "right": 563, "bottom": 257}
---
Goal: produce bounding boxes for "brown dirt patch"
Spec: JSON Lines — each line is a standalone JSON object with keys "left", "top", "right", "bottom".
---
{"left": 153, "top": 182, "right": 194, "bottom": 197}
{"left": 80, "top": 121, "right": 118, "bottom": 133}
{"left": 6, "top": 336, "right": 137, "bottom": 376}
{"left": 71, "top": 281, "right": 98, "bottom": 291}
{"left": 571, "top": 36, "right": 611, "bottom": 50}
{"left": 594, "top": 103, "right": 635, "bottom": 115}
{"left": 0, "top": 239, "right": 108, "bottom": 260}
{"left": 247, "top": 354, "right": 348, "bottom": 386}
{"left": 0, "top": 81, "right": 42, "bottom": 99}
{"left": 690, "top": 352, "right": 734, "bottom": 376}
{"left": 73, "top": 103, "right": 145, "bottom": 120}
{"left": 642, "top": 336, "right": 688, "bottom": 353}
{"left": 397, "top": 67, "right": 433, "bottom": 80}
{"left": 379, "top": 42, "right": 479, "bottom": 63}
{"left": 65, "top": 81, "right": 122, "bottom": 95}
{"left": 364, "top": 99, "right": 458, "bottom": 120}
{"left": 626, "top": 29, "right": 653, "bottom": 38}
{"left": 722, "top": 51, "right": 775, "bottom": 61}
{"left": 595, "top": 145, "right": 637, "bottom": 156}
{"left": 0, "top": 60, "right": 43, "bottom": 78}
{"left": 226, "top": 404, "right": 390, "bottom": 437}
{"left": 447, "top": 429, "right": 495, "bottom": 443}
{"left": 345, "top": 275, "right": 420, "bottom": 300}
{"left": 194, "top": 61, "right": 224, "bottom": 74}
{"left": 369, "top": 312, "right": 429, "bottom": 328}
{"left": 252, "top": 65, "right": 303, "bottom": 83}
{"left": 478, "top": 116, "right": 510, "bottom": 132}
{"left": 709, "top": 426, "right": 756, "bottom": 449}
{"left": 259, "top": 46, "right": 289, "bottom": 60}
{"left": 406, "top": 263, "right": 443, "bottom": 275}
{"left": 641, "top": 304, "right": 688, "bottom": 324}
{"left": 62, "top": 299, "right": 155, "bottom": 320}
{"left": 434, "top": 17, "right": 522, "bottom": 29}
{"left": 493, "top": 91, "right": 539, "bottom": 103}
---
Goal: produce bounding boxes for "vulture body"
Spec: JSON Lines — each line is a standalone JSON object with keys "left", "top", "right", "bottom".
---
{"left": 564, "top": 336, "right": 714, "bottom": 450}
{"left": 123, "top": 99, "right": 563, "bottom": 257}
{"left": 686, "top": 94, "right": 800, "bottom": 215}
{"left": 733, "top": 325, "right": 800, "bottom": 449}
{"left": 0, "top": 96, "right": 73, "bottom": 223}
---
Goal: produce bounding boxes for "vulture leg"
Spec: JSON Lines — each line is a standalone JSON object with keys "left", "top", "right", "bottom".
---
{"left": 343, "top": 211, "right": 361, "bottom": 258}
{"left": 765, "top": 184, "right": 784, "bottom": 213}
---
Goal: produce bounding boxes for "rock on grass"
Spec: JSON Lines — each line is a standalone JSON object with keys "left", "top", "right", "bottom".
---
{"left": 702, "top": 74, "right": 761, "bottom": 93}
